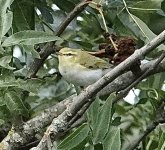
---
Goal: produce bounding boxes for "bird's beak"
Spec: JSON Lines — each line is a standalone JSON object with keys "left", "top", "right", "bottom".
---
{"left": 56, "top": 52, "right": 62, "bottom": 56}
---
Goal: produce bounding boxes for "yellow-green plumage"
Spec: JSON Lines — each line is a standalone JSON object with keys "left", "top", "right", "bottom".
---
{"left": 58, "top": 48, "right": 112, "bottom": 86}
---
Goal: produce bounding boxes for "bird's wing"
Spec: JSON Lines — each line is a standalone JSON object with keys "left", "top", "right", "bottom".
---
{"left": 78, "top": 52, "right": 110, "bottom": 69}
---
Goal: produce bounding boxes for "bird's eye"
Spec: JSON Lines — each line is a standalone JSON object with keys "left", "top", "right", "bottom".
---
{"left": 64, "top": 53, "right": 73, "bottom": 56}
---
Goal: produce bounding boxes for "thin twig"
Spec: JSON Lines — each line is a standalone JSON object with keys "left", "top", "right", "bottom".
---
{"left": 88, "top": 1, "right": 118, "bottom": 50}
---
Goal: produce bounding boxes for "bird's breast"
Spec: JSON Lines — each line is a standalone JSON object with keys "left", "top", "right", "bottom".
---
{"left": 59, "top": 64, "right": 103, "bottom": 86}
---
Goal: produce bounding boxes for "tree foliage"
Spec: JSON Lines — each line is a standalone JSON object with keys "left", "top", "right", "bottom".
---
{"left": 0, "top": 0, "right": 165, "bottom": 150}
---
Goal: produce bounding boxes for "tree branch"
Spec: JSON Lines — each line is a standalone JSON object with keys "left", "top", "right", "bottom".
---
{"left": 27, "top": 0, "right": 90, "bottom": 78}
{"left": 31, "top": 30, "right": 165, "bottom": 150}
{"left": 112, "top": 51, "right": 165, "bottom": 104}
{"left": 0, "top": 97, "right": 73, "bottom": 150}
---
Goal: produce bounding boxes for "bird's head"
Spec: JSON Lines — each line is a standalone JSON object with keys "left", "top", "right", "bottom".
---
{"left": 58, "top": 48, "right": 80, "bottom": 63}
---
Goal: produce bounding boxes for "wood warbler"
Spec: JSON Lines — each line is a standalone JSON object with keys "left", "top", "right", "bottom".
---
{"left": 58, "top": 47, "right": 113, "bottom": 86}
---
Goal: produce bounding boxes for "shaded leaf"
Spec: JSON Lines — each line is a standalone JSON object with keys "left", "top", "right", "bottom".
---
{"left": 111, "top": 117, "right": 121, "bottom": 126}
{"left": 11, "top": 0, "right": 35, "bottom": 32}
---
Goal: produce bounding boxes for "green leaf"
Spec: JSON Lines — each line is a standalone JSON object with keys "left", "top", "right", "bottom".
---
{"left": 57, "top": 123, "right": 90, "bottom": 150}
{"left": 11, "top": 0, "right": 34, "bottom": 32}
{"left": 162, "top": 0, "right": 165, "bottom": 13}
{"left": 0, "top": 0, "right": 14, "bottom": 40}
{"left": 0, "top": 105, "right": 11, "bottom": 120}
{"left": 2, "top": 30, "right": 62, "bottom": 47}
{"left": 2, "top": 11, "right": 13, "bottom": 37}
{"left": 0, "top": 45, "right": 5, "bottom": 54}
{"left": 53, "top": 0, "right": 75, "bottom": 13}
{"left": 22, "top": 45, "right": 40, "bottom": 58}
{"left": 4, "top": 91, "right": 29, "bottom": 117}
{"left": 113, "top": 15, "right": 135, "bottom": 37}
{"left": 0, "top": 71, "right": 18, "bottom": 88}
{"left": 87, "top": 97, "right": 100, "bottom": 131}
{"left": 0, "top": 56, "right": 15, "bottom": 70}
{"left": 130, "top": 14, "right": 165, "bottom": 51}
{"left": 103, "top": 127, "right": 121, "bottom": 150}
{"left": 111, "top": 117, "right": 121, "bottom": 126}
{"left": 158, "top": 132, "right": 165, "bottom": 150}
{"left": 130, "top": 0, "right": 165, "bottom": 34}
{"left": 92, "top": 95, "right": 112, "bottom": 144}
{"left": 17, "top": 79, "right": 44, "bottom": 94}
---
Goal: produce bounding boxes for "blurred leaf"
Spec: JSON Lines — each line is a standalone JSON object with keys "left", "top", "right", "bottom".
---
{"left": 114, "top": 104, "right": 127, "bottom": 115}
{"left": 157, "top": 132, "right": 165, "bottom": 150}
{"left": 136, "top": 98, "right": 148, "bottom": 105}
{"left": 2, "top": 30, "right": 62, "bottom": 47}
{"left": 162, "top": 0, "right": 165, "bottom": 12}
{"left": 38, "top": 7, "right": 53, "bottom": 23}
{"left": 111, "top": 117, "right": 121, "bottom": 126}
{"left": 17, "top": 79, "right": 44, "bottom": 94}
{"left": 77, "top": 12, "right": 102, "bottom": 40}
{"left": 0, "top": 105, "right": 11, "bottom": 120}
{"left": 103, "top": 127, "right": 121, "bottom": 150}
{"left": 1, "top": 11, "right": 13, "bottom": 37}
{"left": 84, "top": 144, "right": 94, "bottom": 150}
{"left": 113, "top": 15, "right": 135, "bottom": 37}
{"left": 92, "top": 95, "right": 112, "bottom": 144}
{"left": 152, "top": 73, "right": 165, "bottom": 89}
{"left": 149, "top": 98, "right": 159, "bottom": 112}
{"left": 53, "top": 0, "right": 75, "bottom": 13}
{"left": 0, "top": 119, "right": 5, "bottom": 126}
{"left": 0, "top": 0, "right": 14, "bottom": 40}
{"left": 21, "top": 45, "right": 40, "bottom": 58}
{"left": 0, "top": 56, "right": 15, "bottom": 70}
{"left": 4, "top": 91, "right": 29, "bottom": 117}
{"left": 57, "top": 123, "right": 90, "bottom": 150}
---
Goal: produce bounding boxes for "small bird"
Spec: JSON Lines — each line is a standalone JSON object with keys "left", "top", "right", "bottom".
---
{"left": 58, "top": 47, "right": 113, "bottom": 87}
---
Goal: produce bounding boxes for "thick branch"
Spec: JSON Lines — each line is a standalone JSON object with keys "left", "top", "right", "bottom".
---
{"left": 2, "top": 56, "right": 165, "bottom": 150}
{"left": 0, "top": 97, "right": 73, "bottom": 150}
